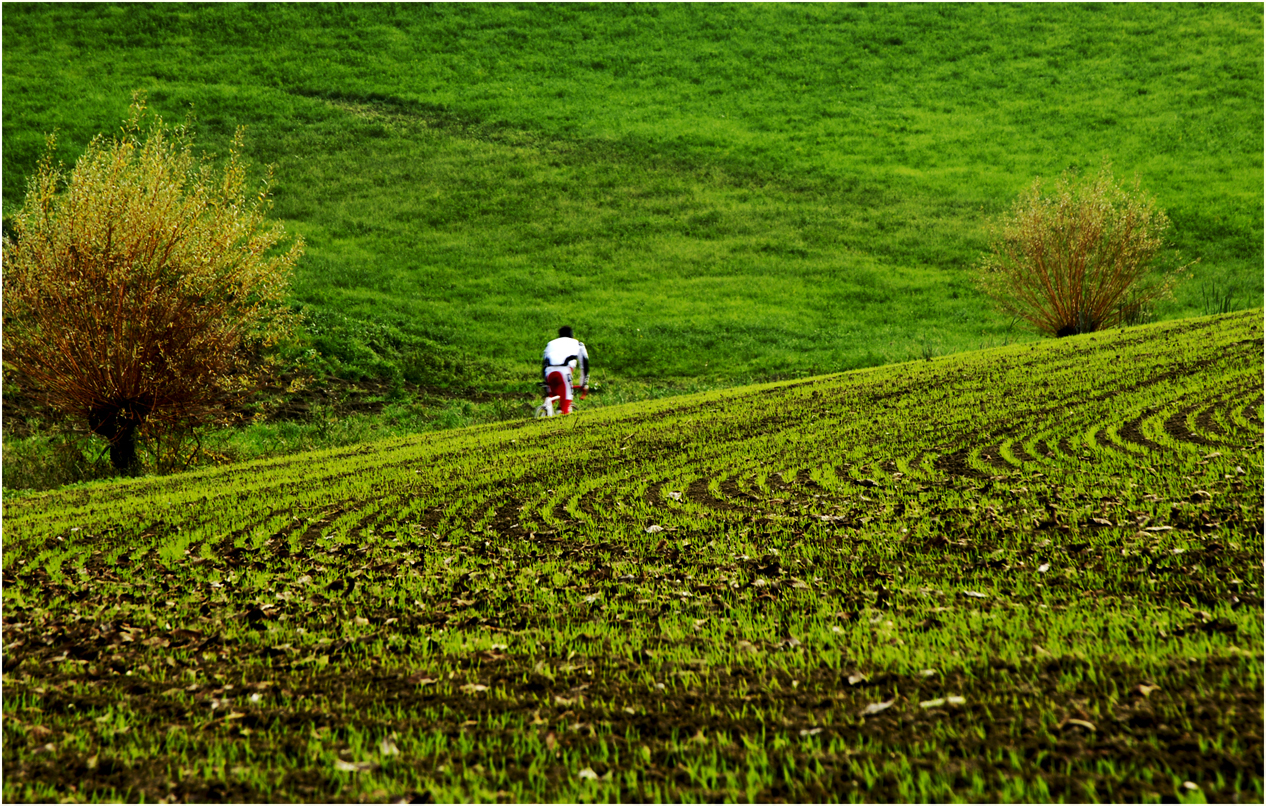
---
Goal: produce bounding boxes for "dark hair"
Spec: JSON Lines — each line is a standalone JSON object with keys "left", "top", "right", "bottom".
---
{"left": 559, "top": 326, "right": 573, "bottom": 338}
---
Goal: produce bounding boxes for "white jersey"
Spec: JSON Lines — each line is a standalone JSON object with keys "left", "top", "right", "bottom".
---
{"left": 542, "top": 336, "right": 589, "bottom": 385}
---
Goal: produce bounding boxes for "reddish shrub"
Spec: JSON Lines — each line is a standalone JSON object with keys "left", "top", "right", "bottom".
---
{"left": 975, "top": 164, "right": 1191, "bottom": 338}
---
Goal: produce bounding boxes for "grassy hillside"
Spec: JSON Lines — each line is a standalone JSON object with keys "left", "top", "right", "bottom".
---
{"left": 3, "top": 3, "right": 1262, "bottom": 388}
{"left": 3, "top": 310, "right": 1262, "bottom": 802}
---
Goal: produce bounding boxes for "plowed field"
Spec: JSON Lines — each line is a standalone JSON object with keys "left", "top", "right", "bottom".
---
{"left": 4, "top": 311, "right": 1262, "bottom": 803}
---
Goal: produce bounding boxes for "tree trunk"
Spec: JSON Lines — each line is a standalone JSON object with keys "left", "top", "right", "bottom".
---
{"left": 109, "top": 422, "right": 140, "bottom": 474}
{"left": 89, "top": 404, "right": 143, "bottom": 474}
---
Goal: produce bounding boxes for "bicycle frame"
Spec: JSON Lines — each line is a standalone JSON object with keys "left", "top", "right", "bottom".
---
{"left": 535, "top": 394, "right": 562, "bottom": 418}
{"left": 535, "top": 381, "right": 586, "bottom": 418}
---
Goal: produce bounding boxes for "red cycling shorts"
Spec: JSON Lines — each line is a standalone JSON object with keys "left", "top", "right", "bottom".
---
{"left": 545, "top": 370, "right": 573, "bottom": 414}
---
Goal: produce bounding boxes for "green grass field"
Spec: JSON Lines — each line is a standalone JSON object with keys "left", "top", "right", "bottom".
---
{"left": 3, "top": 3, "right": 1262, "bottom": 389}
{"left": 3, "top": 310, "right": 1262, "bottom": 802}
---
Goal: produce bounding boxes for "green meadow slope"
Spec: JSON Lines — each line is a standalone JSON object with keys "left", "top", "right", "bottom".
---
{"left": 2, "top": 3, "right": 1262, "bottom": 387}
{"left": 3, "top": 311, "right": 1262, "bottom": 802}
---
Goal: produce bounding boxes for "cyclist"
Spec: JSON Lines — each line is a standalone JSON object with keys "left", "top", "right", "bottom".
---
{"left": 541, "top": 326, "right": 589, "bottom": 415}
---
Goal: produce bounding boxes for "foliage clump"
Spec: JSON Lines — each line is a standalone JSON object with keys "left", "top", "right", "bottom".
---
{"left": 974, "top": 164, "right": 1190, "bottom": 338}
{"left": 2, "top": 94, "right": 303, "bottom": 472}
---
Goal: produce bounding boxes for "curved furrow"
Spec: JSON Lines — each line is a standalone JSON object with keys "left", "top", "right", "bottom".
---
{"left": 1205, "top": 384, "right": 1264, "bottom": 447}
{"left": 723, "top": 472, "right": 769, "bottom": 509}
{"left": 997, "top": 438, "right": 1042, "bottom": 469}
{"left": 683, "top": 473, "right": 742, "bottom": 516}
{"left": 697, "top": 466, "right": 758, "bottom": 515}
{"left": 558, "top": 467, "right": 687, "bottom": 535}
{"left": 1113, "top": 410, "right": 1166, "bottom": 454}
{"left": 1168, "top": 402, "right": 1227, "bottom": 449}
{"left": 645, "top": 469, "right": 722, "bottom": 524}
{"left": 1161, "top": 378, "right": 1259, "bottom": 449}
{"left": 1236, "top": 396, "right": 1265, "bottom": 435}
{"left": 967, "top": 443, "right": 1022, "bottom": 476}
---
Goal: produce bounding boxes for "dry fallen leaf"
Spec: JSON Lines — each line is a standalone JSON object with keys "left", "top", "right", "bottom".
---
{"left": 334, "top": 759, "right": 378, "bottom": 773}
{"left": 860, "top": 698, "right": 896, "bottom": 716}
{"left": 919, "top": 695, "right": 966, "bottom": 709}
{"left": 1062, "top": 718, "right": 1096, "bottom": 731}
{"left": 578, "top": 767, "right": 599, "bottom": 780}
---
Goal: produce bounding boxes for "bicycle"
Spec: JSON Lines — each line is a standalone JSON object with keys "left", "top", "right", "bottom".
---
{"left": 533, "top": 383, "right": 588, "bottom": 418}
{"left": 534, "top": 388, "right": 563, "bottom": 418}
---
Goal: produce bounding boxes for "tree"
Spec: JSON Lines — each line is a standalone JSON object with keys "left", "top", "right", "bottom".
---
{"left": 2, "top": 94, "right": 303, "bottom": 473}
{"left": 974, "top": 164, "right": 1190, "bottom": 338}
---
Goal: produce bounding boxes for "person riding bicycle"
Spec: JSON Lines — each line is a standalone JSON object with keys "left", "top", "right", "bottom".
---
{"left": 542, "top": 326, "right": 589, "bottom": 415}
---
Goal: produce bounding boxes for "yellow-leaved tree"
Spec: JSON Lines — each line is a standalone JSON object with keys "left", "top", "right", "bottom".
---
{"left": 2, "top": 94, "right": 303, "bottom": 473}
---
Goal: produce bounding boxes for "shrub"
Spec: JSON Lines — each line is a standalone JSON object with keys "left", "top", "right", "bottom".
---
{"left": 2, "top": 93, "right": 303, "bottom": 472}
{"left": 974, "top": 164, "right": 1190, "bottom": 337}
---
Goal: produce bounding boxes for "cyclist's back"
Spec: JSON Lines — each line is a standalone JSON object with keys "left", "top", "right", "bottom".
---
{"left": 542, "top": 326, "right": 589, "bottom": 415}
